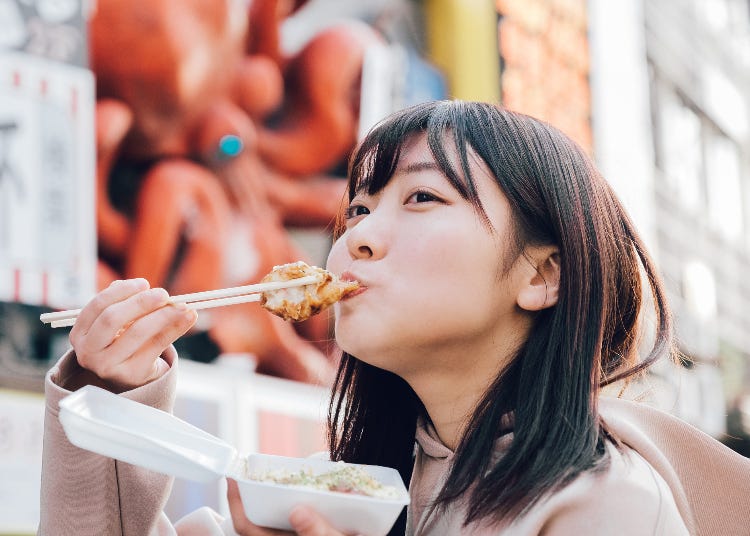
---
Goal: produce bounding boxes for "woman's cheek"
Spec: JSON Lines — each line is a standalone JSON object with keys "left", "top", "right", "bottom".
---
{"left": 325, "top": 237, "right": 347, "bottom": 273}
{"left": 332, "top": 313, "right": 363, "bottom": 356}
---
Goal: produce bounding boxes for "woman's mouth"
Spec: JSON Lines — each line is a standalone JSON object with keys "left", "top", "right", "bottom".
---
{"left": 341, "top": 286, "right": 366, "bottom": 300}
{"left": 339, "top": 271, "right": 366, "bottom": 300}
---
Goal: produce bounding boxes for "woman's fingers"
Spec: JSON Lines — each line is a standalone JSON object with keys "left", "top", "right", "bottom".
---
{"left": 71, "top": 278, "right": 149, "bottom": 337}
{"left": 96, "top": 303, "right": 197, "bottom": 388}
{"left": 226, "top": 478, "right": 254, "bottom": 534}
{"left": 226, "top": 478, "right": 291, "bottom": 535}
{"left": 71, "top": 278, "right": 197, "bottom": 389}
{"left": 289, "top": 506, "right": 344, "bottom": 536}
{"left": 226, "top": 478, "right": 348, "bottom": 536}
{"left": 83, "top": 286, "right": 171, "bottom": 351}
{"left": 73, "top": 287, "right": 170, "bottom": 379}
{"left": 100, "top": 300, "right": 193, "bottom": 366}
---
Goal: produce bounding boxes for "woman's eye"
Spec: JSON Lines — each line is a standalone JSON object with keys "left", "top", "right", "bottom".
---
{"left": 406, "top": 190, "right": 440, "bottom": 204}
{"left": 345, "top": 204, "right": 370, "bottom": 219}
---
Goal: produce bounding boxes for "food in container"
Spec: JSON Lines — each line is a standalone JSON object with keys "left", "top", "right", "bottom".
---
{"left": 59, "top": 385, "right": 409, "bottom": 535}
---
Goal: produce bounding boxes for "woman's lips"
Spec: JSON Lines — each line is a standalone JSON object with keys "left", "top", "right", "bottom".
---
{"left": 340, "top": 271, "right": 360, "bottom": 284}
{"left": 340, "top": 271, "right": 366, "bottom": 300}
{"left": 341, "top": 286, "right": 366, "bottom": 300}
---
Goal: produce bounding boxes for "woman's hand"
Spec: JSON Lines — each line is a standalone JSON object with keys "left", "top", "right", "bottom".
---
{"left": 226, "top": 479, "right": 350, "bottom": 536}
{"left": 69, "top": 278, "right": 197, "bottom": 391}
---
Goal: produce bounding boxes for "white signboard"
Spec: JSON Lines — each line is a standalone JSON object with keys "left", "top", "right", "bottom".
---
{"left": 0, "top": 389, "right": 44, "bottom": 535}
{"left": 0, "top": 50, "right": 96, "bottom": 308}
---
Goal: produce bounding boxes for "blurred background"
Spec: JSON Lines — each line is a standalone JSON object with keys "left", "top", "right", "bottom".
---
{"left": 1, "top": 0, "right": 749, "bottom": 532}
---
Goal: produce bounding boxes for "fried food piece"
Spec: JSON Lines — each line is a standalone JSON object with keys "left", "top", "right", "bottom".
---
{"left": 260, "top": 261, "right": 359, "bottom": 321}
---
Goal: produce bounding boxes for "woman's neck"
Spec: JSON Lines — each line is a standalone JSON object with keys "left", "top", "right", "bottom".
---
{"left": 403, "top": 322, "right": 529, "bottom": 451}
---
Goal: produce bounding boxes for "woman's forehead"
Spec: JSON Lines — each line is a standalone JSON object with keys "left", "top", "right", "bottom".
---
{"left": 402, "top": 133, "right": 496, "bottom": 188}
{"left": 399, "top": 131, "right": 452, "bottom": 162}
{"left": 350, "top": 128, "right": 494, "bottom": 204}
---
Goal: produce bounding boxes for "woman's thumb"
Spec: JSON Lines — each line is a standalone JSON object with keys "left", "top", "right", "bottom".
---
{"left": 289, "top": 505, "right": 341, "bottom": 536}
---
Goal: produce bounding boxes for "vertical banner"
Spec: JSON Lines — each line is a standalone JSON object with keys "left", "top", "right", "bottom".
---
{"left": 0, "top": 50, "right": 95, "bottom": 309}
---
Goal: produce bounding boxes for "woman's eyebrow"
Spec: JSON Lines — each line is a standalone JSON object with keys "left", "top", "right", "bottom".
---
{"left": 395, "top": 161, "right": 441, "bottom": 175}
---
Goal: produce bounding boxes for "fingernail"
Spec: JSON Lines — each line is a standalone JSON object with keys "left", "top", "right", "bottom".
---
{"left": 173, "top": 301, "right": 188, "bottom": 311}
{"left": 149, "top": 287, "right": 169, "bottom": 301}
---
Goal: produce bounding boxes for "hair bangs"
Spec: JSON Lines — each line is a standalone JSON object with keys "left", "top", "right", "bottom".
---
{"left": 346, "top": 101, "right": 486, "bottom": 210}
{"left": 425, "top": 101, "right": 485, "bottom": 211}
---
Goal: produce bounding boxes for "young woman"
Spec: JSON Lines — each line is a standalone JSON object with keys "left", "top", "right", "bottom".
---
{"left": 39, "top": 101, "right": 750, "bottom": 535}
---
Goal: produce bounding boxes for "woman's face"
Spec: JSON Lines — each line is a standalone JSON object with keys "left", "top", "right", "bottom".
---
{"left": 326, "top": 134, "right": 528, "bottom": 377}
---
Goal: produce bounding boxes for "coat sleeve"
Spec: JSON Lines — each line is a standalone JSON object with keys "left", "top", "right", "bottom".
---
{"left": 38, "top": 348, "right": 183, "bottom": 536}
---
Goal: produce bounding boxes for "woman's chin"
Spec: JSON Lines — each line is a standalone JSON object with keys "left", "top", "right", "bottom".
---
{"left": 336, "top": 339, "right": 369, "bottom": 359}
{"left": 337, "top": 344, "right": 405, "bottom": 377}
{"left": 337, "top": 336, "right": 381, "bottom": 362}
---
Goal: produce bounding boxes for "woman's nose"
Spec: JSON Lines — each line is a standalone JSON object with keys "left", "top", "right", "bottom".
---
{"left": 345, "top": 213, "right": 386, "bottom": 261}
{"left": 354, "top": 243, "right": 373, "bottom": 258}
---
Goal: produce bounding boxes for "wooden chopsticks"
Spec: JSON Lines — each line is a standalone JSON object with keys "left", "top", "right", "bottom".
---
{"left": 39, "top": 275, "right": 322, "bottom": 328}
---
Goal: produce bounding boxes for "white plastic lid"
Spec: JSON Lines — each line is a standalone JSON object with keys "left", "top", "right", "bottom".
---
{"left": 58, "top": 385, "right": 237, "bottom": 483}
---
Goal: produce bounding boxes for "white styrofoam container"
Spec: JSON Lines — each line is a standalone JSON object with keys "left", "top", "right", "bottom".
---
{"left": 238, "top": 454, "right": 408, "bottom": 534}
{"left": 58, "top": 385, "right": 409, "bottom": 536}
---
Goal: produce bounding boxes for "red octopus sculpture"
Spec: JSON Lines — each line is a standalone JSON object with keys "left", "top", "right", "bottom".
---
{"left": 90, "top": 0, "right": 382, "bottom": 384}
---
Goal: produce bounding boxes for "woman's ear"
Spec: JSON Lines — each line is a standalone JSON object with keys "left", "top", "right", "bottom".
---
{"left": 516, "top": 247, "right": 560, "bottom": 312}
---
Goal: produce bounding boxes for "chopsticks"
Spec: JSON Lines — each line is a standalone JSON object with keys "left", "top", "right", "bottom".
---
{"left": 39, "top": 275, "right": 322, "bottom": 328}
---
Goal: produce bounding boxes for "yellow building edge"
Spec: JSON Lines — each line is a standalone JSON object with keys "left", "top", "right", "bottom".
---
{"left": 424, "top": 0, "right": 501, "bottom": 103}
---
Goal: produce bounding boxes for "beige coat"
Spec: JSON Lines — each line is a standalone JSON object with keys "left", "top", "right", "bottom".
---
{"left": 39, "top": 351, "right": 750, "bottom": 535}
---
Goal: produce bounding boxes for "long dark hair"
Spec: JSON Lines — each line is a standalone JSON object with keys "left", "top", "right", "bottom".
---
{"left": 327, "top": 101, "right": 674, "bottom": 533}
